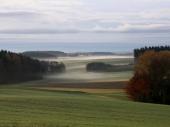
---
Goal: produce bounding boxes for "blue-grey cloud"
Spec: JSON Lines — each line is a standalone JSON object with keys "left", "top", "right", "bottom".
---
{"left": 0, "top": 23, "right": 170, "bottom": 34}
{"left": 0, "top": 29, "right": 80, "bottom": 34}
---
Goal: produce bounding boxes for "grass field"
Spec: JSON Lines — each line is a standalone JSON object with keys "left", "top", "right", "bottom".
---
{"left": 0, "top": 84, "right": 170, "bottom": 127}
{"left": 0, "top": 56, "right": 170, "bottom": 127}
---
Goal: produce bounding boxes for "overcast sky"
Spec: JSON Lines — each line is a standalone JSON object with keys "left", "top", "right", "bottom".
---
{"left": 0, "top": 0, "right": 170, "bottom": 45}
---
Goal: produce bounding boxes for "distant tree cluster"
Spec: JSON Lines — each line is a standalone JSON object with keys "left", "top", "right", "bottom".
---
{"left": 126, "top": 51, "right": 170, "bottom": 104}
{"left": 86, "top": 62, "right": 132, "bottom": 72}
{"left": 87, "top": 62, "right": 113, "bottom": 72}
{"left": 0, "top": 50, "right": 65, "bottom": 84}
{"left": 134, "top": 45, "right": 170, "bottom": 58}
{"left": 43, "top": 61, "right": 65, "bottom": 73}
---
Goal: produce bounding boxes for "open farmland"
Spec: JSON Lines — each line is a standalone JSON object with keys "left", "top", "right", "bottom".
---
{"left": 0, "top": 55, "right": 170, "bottom": 127}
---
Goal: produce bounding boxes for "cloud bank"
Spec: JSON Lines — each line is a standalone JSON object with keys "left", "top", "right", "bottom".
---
{"left": 0, "top": 0, "right": 170, "bottom": 34}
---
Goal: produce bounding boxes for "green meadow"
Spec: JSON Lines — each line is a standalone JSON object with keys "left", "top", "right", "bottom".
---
{"left": 0, "top": 85, "right": 170, "bottom": 127}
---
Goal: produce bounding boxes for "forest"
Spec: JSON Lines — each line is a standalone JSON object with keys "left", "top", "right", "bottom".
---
{"left": 86, "top": 62, "right": 133, "bottom": 72}
{"left": 134, "top": 45, "right": 170, "bottom": 58}
{"left": 0, "top": 50, "right": 65, "bottom": 84}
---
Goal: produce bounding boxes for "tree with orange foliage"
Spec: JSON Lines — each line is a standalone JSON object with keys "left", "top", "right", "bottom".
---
{"left": 126, "top": 51, "right": 170, "bottom": 104}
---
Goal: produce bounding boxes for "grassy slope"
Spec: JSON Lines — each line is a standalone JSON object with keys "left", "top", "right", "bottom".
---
{"left": 0, "top": 85, "right": 170, "bottom": 127}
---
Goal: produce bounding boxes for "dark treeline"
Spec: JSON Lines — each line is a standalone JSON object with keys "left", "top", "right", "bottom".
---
{"left": 87, "top": 62, "right": 113, "bottom": 72}
{"left": 134, "top": 45, "right": 170, "bottom": 58}
{"left": 86, "top": 62, "right": 133, "bottom": 72}
{"left": 0, "top": 50, "right": 65, "bottom": 84}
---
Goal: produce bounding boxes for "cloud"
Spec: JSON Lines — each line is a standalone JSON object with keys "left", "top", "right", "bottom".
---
{"left": 114, "top": 23, "right": 170, "bottom": 33}
{"left": 0, "top": 0, "right": 169, "bottom": 34}
{"left": 0, "top": 11, "right": 41, "bottom": 18}
{"left": 0, "top": 29, "right": 80, "bottom": 34}
{"left": 1, "top": 23, "right": 170, "bottom": 34}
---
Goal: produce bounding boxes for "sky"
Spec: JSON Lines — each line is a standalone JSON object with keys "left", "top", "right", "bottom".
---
{"left": 0, "top": 0, "right": 170, "bottom": 51}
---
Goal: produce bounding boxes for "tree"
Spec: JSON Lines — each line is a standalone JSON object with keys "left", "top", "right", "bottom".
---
{"left": 126, "top": 51, "right": 170, "bottom": 104}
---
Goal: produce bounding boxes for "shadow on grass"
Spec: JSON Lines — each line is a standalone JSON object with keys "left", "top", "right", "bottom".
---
{"left": 28, "top": 87, "right": 89, "bottom": 95}
{"left": 0, "top": 122, "right": 70, "bottom": 127}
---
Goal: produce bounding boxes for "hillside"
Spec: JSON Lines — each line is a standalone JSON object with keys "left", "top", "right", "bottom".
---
{"left": 0, "top": 84, "right": 170, "bottom": 127}
{"left": 23, "top": 51, "right": 133, "bottom": 58}
{"left": 23, "top": 51, "right": 66, "bottom": 58}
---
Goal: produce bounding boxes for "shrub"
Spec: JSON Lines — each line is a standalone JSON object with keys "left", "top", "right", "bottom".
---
{"left": 126, "top": 73, "right": 150, "bottom": 102}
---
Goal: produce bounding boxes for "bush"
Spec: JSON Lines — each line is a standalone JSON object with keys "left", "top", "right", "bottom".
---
{"left": 126, "top": 51, "right": 170, "bottom": 104}
{"left": 126, "top": 73, "right": 150, "bottom": 102}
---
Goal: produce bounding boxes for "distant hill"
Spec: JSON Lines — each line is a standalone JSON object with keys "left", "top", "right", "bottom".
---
{"left": 71, "top": 52, "right": 115, "bottom": 56}
{"left": 23, "top": 51, "right": 66, "bottom": 58}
